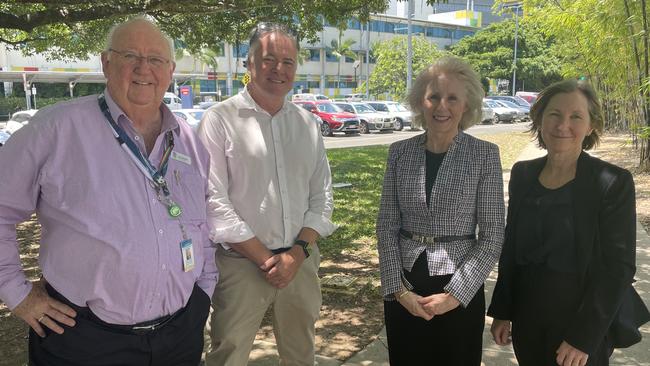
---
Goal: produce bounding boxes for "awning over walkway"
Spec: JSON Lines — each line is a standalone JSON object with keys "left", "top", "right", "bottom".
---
{"left": 0, "top": 71, "right": 203, "bottom": 84}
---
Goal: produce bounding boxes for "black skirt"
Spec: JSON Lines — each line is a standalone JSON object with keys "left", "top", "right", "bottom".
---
{"left": 384, "top": 252, "right": 485, "bottom": 366}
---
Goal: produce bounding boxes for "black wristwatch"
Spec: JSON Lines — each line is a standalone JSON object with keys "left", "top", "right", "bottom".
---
{"left": 293, "top": 239, "right": 310, "bottom": 258}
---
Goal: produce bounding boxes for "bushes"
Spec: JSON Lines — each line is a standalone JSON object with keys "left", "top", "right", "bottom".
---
{"left": 0, "top": 97, "right": 70, "bottom": 121}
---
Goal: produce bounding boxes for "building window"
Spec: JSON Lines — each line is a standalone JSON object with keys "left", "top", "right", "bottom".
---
{"left": 325, "top": 50, "right": 338, "bottom": 62}
{"left": 348, "top": 19, "right": 361, "bottom": 30}
{"left": 308, "top": 49, "right": 320, "bottom": 62}
{"left": 233, "top": 44, "right": 249, "bottom": 58}
{"left": 345, "top": 56, "right": 356, "bottom": 63}
{"left": 199, "top": 79, "right": 217, "bottom": 92}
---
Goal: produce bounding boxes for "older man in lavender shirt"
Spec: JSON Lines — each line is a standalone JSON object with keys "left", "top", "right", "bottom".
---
{"left": 0, "top": 18, "right": 217, "bottom": 366}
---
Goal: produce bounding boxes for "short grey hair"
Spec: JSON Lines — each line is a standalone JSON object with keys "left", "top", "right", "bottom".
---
{"left": 408, "top": 56, "right": 484, "bottom": 130}
{"left": 247, "top": 22, "right": 299, "bottom": 64}
{"left": 104, "top": 16, "right": 174, "bottom": 60}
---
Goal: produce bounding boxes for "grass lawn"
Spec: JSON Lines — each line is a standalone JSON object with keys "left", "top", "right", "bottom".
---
{"left": 319, "top": 131, "right": 533, "bottom": 260}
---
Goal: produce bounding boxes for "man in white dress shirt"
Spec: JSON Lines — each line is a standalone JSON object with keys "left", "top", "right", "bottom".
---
{"left": 197, "top": 22, "right": 336, "bottom": 366}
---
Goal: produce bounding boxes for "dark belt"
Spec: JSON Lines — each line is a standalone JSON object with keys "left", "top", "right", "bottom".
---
{"left": 45, "top": 282, "right": 186, "bottom": 336}
{"left": 271, "top": 247, "right": 292, "bottom": 255}
{"left": 399, "top": 229, "right": 475, "bottom": 244}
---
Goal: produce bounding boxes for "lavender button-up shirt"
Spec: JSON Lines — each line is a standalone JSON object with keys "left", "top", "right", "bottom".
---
{"left": 0, "top": 91, "right": 218, "bottom": 325}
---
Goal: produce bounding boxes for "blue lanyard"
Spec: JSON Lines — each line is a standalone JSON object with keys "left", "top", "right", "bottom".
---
{"left": 98, "top": 95, "right": 182, "bottom": 218}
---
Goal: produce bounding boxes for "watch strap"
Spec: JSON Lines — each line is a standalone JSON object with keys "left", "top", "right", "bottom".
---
{"left": 293, "top": 239, "right": 310, "bottom": 258}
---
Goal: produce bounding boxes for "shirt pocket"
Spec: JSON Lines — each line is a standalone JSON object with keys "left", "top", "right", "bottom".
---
{"left": 167, "top": 166, "right": 207, "bottom": 222}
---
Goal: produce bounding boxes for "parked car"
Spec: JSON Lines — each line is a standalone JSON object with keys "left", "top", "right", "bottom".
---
{"left": 4, "top": 109, "right": 38, "bottom": 134}
{"left": 198, "top": 101, "right": 218, "bottom": 109}
{"left": 515, "top": 91, "right": 539, "bottom": 105}
{"left": 163, "top": 92, "right": 182, "bottom": 110}
{"left": 343, "top": 93, "right": 365, "bottom": 102}
{"left": 483, "top": 99, "right": 515, "bottom": 123}
{"left": 291, "top": 93, "right": 330, "bottom": 102}
{"left": 333, "top": 102, "right": 395, "bottom": 134}
{"left": 293, "top": 101, "right": 360, "bottom": 136}
{"left": 0, "top": 130, "right": 10, "bottom": 146}
{"left": 486, "top": 95, "right": 530, "bottom": 109}
{"left": 493, "top": 100, "right": 530, "bottom": 122}
{"left": 173, "top": 109, "right": 205, "bottom": 131}
{"left": 481, "top": 101, "right": 498, "bottom": 124}
{"left": 366, "top": 101, "right": 413, "bottom": 131}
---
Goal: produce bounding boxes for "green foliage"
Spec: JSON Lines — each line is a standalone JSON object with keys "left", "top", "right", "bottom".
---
{"left": 0, "top": 96, "right": 68, "bottom": 119}
{"left": 449, "top": 17, "right": 563, "bottom": 92}
{"left": 0, "top": 1, "right": 388, "bottom": 60}
{"left": 319, "top": 145, "right": 389, "bottom": 257}
{"left": 330, "top": 35, "right": 357, "bottom": 88}
{"left": 367, "top": 36, "right": 445, "bottom": 101}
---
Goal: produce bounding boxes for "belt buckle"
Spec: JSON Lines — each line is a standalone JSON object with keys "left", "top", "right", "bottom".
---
{"left": 412, "top": 234, "right": 425, "bottom": 244}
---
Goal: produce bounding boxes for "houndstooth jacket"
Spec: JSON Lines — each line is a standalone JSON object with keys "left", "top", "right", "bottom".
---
{"left": 376, "top": 132, "right": 505, "bottom": 306}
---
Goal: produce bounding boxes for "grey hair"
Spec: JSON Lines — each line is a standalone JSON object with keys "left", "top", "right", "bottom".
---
{"left": 408, "top": 56, "right": 484, "bottom": 130}
{"left": 104, "top": 16, "right": 174, "bottom": 60}
{"left": 247, "top": 22, "right": 299, "bottom": 64}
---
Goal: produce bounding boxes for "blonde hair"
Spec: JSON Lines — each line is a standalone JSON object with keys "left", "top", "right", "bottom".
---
{"left": 408, "top": 56, "right": 484, "bottom": 130}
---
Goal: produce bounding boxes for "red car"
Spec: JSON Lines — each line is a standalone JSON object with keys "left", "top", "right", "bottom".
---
{"left": 294, "top": 101, "right": 360, "bottom": 136}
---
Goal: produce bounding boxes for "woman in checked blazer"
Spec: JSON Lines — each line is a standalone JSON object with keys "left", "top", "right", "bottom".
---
{"left": 376, "top": 56, "right": 505, "bottom": 365}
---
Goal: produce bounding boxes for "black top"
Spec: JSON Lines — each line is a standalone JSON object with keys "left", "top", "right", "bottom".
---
{"left": 425, "top": 150, "right": 446, "bottom": 206}
{"left": 515, "top": 179, "right": 577, "bottom": 273}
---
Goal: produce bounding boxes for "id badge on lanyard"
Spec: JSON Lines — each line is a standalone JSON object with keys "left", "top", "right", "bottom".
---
{"left": 98, "top": 95, "right": 194, "bottom": 272}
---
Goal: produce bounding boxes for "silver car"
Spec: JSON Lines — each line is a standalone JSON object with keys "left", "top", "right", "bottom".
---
{"left": 366, "top": 101, "right": 413, "bottom": 131}
{"left": 333, "top": 102, "right": 395, "bottom": 134}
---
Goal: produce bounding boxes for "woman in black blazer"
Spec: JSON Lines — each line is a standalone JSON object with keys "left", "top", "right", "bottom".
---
{"left": 488, "top": 79, "right": 638, "bottom": 366}
{"left": 377, "top": 56, "right": 505, "bottom": 365}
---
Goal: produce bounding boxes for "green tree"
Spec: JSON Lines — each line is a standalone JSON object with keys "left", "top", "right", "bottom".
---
{"left": 365, "top": 35, "right": 445, "bottom": 101}
{"left": 515, "top": 0, "right": 650, "bottom": 168}
{"left": 449, "top": 17, "right": 562, "bottom": 92}
{"left": 0, "top": 0, "right": 388, "bottom": 60}
{"left": 330, "top": 33, "right": 357, "bottom": 89}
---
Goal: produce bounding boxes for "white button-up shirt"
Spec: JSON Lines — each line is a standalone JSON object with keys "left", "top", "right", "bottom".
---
{"left": 197, "top": 89, "right": 336, "bottom": 249}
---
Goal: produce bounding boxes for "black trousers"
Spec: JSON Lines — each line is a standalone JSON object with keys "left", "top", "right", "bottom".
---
{"left": 511, "top": 265, "right": 612, "bottom": 366}
{"left": 29, "top": 283, "right": 211, "bottom": 366}
{"left": 384, "top": 253, "right": 485, "bottom": 366}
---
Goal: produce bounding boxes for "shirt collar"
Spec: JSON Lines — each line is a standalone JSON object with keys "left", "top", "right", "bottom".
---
{"left": 238, "top": 86, "right": 290, "bottom": 116}
{"left": 102, "top": 88, "right": 180, "bottom": 136}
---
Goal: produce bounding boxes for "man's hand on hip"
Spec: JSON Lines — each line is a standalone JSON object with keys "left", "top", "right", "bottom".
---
{"left": 260, "top": 246, "right": 306, "bottom": 289}
{"left": 12, "top": 279, "right": 77, "bottom": 337}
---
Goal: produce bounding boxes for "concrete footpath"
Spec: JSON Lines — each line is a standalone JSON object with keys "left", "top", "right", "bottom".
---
{"left": 248, "top": 142, "right": 650, "bottom": 365}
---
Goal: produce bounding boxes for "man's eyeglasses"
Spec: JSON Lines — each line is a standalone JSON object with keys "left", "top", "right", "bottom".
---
{"left": 108, "top": 49, "right": 170, "bottom": 68}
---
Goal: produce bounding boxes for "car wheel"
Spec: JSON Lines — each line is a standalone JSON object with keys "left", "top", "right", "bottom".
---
{"left": 359, "top": 121, "right": 369, "bottom": 134}
{"left": 492, "top": 114, "right": 499, "bottom": 124}
{"left": 394, "top": 118, "right": 403, "bottom": 131}
{"left": 321, "top": 123, "right": 332, "bottom": 137}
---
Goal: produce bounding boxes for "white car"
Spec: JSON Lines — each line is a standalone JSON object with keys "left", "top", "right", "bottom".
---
{"left": 4, "top": 109, "right": 38, "bottom": 134}
{"left": 366, "top": 101, "right": 413, "bottom": 131}
{"left": 163, "top": 92, "right": 182, "bottom": 110}
{"left": 291, "top": 93, "right": 329, "bottom": 102}
{"left": 173, "top": 109, "right": 205, "bottom": 131}
{"left": 482, "top": 99, "right": 515, "bottom": 123}
{"left": 494, "top": 100, "right": 530, "bottom": 122}
{"left": 333, "top": 102, "right": 394, "bottom": 134}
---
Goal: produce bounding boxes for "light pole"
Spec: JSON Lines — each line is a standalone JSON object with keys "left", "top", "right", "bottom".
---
{"left": 511, "top": 4, "right": 521, "bottom": 96}
{"left": 406, "top": 0, "right": 414, "bottom": 93}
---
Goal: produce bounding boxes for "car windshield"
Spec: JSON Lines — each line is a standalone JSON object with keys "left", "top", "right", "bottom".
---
{"left": 317, "top": 103, "right": 342, "bottom": 113}
{"left": 500, "top": 101, "right": 521, "bottom": 109}
{"left": 514, "top": 98, "right": 530, "bottom": 107}
{"left": 485, "top": 100, "right": 499, "bottom": 108}
{"left": 354, "top": 104, "right": 375, "bottom": 113}
{"left": 315, "top": 95, "right": 329, "bottom": 100}
{"left": 387, "top": 103, "right": 408, "bottom": 112}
